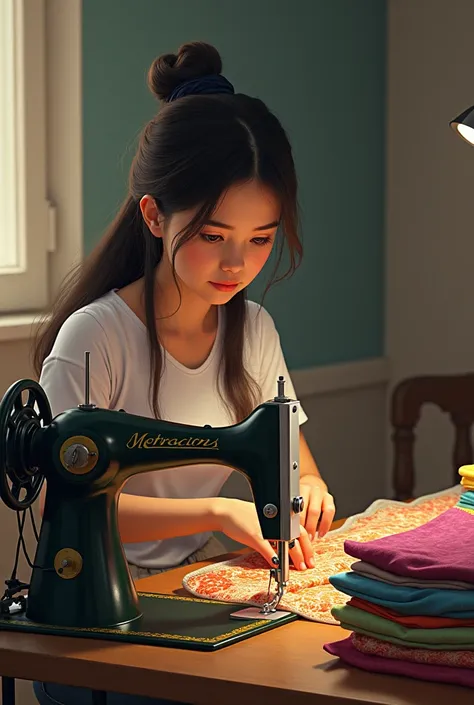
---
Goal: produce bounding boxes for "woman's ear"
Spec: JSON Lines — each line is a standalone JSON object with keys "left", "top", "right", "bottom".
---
{"left": 139, "top": 194, "right": 164, "bottom": 238}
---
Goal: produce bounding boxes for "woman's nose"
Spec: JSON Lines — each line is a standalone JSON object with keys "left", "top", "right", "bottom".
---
{"left": 220, "top": 245, "right": 244, "bottom": 273}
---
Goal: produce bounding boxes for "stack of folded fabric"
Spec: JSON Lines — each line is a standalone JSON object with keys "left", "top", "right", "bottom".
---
{"left": 324, "top": 466, "right": 474, "bottom": 688}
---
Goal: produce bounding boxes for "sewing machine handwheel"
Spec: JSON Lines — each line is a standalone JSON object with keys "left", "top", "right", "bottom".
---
{"left": 0, "top": 379, "right": 52, "bottom": 510}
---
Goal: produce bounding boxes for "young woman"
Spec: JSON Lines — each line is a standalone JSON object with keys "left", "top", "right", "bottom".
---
{"left": 32, "top": 41, "right": 335, "bottom": 705}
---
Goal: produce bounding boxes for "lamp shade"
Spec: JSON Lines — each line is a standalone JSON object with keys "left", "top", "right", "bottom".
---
{"left": 450, "top": 105, "right": 474, "bottom": 145}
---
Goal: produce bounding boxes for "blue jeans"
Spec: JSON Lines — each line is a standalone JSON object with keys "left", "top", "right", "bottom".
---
{"left": 33, "top": 681, "right": 187, "bottom": 704}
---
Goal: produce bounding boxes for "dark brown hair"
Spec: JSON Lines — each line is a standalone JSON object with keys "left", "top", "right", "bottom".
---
{"left": 33, "top": 41, "right": 302, "bottom": 422}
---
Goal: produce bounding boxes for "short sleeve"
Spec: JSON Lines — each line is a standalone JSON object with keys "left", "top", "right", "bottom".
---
{"left": 39, "top": 311, "right": 113, "bottom": 418}
{"left": 255, "top": 306, "right": 308, "bottom": 426}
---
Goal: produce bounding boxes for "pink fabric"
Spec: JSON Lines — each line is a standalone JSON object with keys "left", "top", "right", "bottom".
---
{"left": 324, "top": 636, "right": 474, "bottom": 688}
{"left": 344, "top": 506, "right": 474, "bottom": 582}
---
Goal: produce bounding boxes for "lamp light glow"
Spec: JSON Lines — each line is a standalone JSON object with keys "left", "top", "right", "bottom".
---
{"left": 450, "top": 106, "right": 474, "bottom": 146}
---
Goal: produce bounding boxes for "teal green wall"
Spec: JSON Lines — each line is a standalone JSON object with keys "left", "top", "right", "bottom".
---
{"left": 83, "top": 0, "right": 386, "bottom": 370}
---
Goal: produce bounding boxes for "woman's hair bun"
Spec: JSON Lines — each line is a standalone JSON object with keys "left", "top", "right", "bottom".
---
{"left": 148, "top": 41, "right": 223, "bottom": 102}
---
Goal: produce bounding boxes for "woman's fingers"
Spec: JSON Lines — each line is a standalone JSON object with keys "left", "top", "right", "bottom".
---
{"left": 255, "top": 538, "right": 279, "bottom": 567}
{"left": 289, "top": 527, "right": 314, "bottom": 570}
{"left": 318, "top": 493, "right": 336, "bottom": 537}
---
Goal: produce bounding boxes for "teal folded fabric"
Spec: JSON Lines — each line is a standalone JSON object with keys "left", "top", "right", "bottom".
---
{"left": 458, "top": 490, "right": 474, "bottom": 511}
{"left": 329, "top": 571, "right": 474, "bottom": 617}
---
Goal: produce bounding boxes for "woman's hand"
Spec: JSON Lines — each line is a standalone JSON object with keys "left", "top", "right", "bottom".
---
{"left": 287, "top": 479, "right": 336, "bottom": 570}
{"left": 212, "top": 497, "right": 279, "bottom": 567}
{"left": 212, "top": 497, "right": 316, "bottom": 570}
{"left": 288, "top": 525, "right": 315, "bottom": 570}
{"left": 299, "top": 476, "right": 336, "bottom": 540}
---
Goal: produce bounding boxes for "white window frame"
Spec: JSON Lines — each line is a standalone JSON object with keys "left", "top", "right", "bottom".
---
{"left": 0, "top": 0, "right": 50, "bottom": 313}
{"left": 0, "top": 0, "right": 83, "bottom": 333}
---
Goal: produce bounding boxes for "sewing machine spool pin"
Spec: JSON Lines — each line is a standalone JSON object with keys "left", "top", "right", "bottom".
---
{"left": 79, "top": 351, "right": 96, "bottom": 410}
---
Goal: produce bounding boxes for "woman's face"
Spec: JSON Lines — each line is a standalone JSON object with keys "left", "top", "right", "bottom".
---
{"left": 145, "top": 179, "right": 280, "bottom": 305}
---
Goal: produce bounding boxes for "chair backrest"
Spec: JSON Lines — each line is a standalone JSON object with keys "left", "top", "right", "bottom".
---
{"left": 391, "top": 374, "right": 474, "bottom": 500}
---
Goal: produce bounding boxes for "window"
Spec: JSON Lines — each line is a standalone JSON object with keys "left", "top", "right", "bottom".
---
{"left": 0, "top": 0, "right": 51, "bottom": 314}
{"left": 0, "top": 0, "right": 17, "bottom": 273}
{"left": 0, "top": 0, "right": 82, "bottom": 325}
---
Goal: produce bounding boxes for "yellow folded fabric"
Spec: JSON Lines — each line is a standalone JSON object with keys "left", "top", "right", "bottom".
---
{"left": 459, "top": 465, "right": 474, "bottom": 490}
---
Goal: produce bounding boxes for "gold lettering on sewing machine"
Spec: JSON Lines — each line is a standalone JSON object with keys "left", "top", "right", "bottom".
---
{"left": 126, "top": 432, "right": 219, "bottom": 450}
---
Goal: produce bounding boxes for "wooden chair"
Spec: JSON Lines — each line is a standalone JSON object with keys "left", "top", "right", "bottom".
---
{"left": 391, "top": 374, "right": 474, "bottom": 500}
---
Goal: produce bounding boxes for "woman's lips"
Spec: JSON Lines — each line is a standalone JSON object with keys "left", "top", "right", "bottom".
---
{"left": 209, "top": 282, "right": 239, "bottom": 292}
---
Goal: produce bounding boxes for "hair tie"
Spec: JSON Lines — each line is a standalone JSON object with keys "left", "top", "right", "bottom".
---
{"left": 166, "top": 74, "right": 235, "bottom": 103}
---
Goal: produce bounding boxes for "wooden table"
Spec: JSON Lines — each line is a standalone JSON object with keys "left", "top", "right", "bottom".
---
{"left": 1, "top": 521, "right": 473, "bottom": 705}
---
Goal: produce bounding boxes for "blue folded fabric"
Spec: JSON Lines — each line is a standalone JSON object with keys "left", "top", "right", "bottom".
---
{"left": 458, "top": 490, "right": 474, "bottom": 511}
{"left": 329, "top": 571, "right": 474, "bottom": 617}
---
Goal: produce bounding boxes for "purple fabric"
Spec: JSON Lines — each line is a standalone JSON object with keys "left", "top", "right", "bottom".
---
{"left": 324, "top": 636, "right": 474, "bottom": 688}
{"left": 344, "top": 507, "right": 474, "bottom": 582}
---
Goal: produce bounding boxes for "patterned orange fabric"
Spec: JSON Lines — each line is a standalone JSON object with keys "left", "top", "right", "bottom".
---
{"left": 352, "top": 632, "right": 474, "bottom": 667}
{"left": 183, "top": 488, "right": 461, "bottom": 624}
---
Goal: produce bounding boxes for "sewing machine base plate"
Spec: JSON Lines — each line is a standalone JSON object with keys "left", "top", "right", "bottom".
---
{"left": 0, "top": 592, "right": 297, "bottom": 651}
{"left": 230, "top": 607, "right": 291, "bottom": 620}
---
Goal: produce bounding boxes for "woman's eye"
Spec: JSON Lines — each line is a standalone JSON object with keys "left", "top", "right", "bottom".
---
{"left": 252, "top": 236, "right": 273, "bottom": 246}
{"left": 201, "top": 233, "right": 222, "bottom": 243}
{"left": 201, "top": 233, "right": 273, "bottom": 246}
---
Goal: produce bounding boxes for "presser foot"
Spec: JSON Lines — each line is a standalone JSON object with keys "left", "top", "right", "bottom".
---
{"left": 261, "top": 571, "right": 284, "bottom": 614}
{"left": 230, "top": 568, "right": 290, "bottom": 621}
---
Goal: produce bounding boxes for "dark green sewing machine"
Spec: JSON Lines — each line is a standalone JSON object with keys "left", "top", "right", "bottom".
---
{"left": 0, "top": 353, "right": 303, "bottom": 654}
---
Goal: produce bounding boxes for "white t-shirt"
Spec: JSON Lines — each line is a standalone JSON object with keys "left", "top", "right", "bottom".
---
{"left": 39, "top": 289, "right": 307, "bottom": 569}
